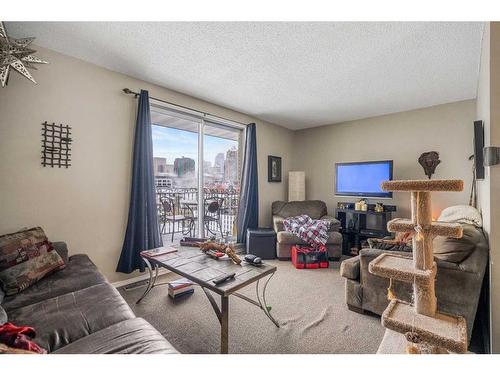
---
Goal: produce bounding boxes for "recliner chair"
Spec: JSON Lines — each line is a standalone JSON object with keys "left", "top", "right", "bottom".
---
{"left": 272, "top": 200, "right": 342, "bottom": 259}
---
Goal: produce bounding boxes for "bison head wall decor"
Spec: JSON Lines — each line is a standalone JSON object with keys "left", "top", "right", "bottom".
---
{"left": 418, "top": 151, "right": 441, "bottom": 179}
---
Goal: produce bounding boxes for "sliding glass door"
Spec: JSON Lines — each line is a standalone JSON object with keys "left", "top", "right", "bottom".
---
{"left": 150, "top": 102, "right": 244, "bottom": 244}
{"left": 151, "top": 106, "right": 200, "bottom": 242}
{"left": 203, "top": 122, "right": 242, "bottom": 239}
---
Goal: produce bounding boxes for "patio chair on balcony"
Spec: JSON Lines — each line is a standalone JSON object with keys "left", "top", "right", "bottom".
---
{"left": 159, "top": 197, "right": 188, "bottom": 242}
{"left": 182, "top": 202, "right": 197, "bottom": 238}
{"left": 204, "top": 198, "right": 224, "bottom": 237}
{"left": 181, "top": 197, "right": 225, "bottom": 238}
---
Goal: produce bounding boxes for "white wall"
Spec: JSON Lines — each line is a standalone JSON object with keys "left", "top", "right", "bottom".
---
{"left": 0, "top": 46, "right": 294, "bottom": 282}
{"left": 477, "top": 22, "right": 500, "bottom": 354}
{"left": 477, "top": 23, "right": 491, "bottom": 238}
{"left": 292, "top": 100, "right": 477, "bottom": 220}
{"left": 490, "top": 22, "right": 500, "bottom": 354}
{"left": 476, "top": 21, "right": 492, "bottom": 352}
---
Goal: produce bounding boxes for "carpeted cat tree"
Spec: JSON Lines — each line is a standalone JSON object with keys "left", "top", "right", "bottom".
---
{"left": 369, "top": 179, "right": 468, "bottom": 354}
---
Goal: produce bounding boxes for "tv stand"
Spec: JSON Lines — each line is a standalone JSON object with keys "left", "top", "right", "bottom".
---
{"left": 335, "top": 204, "right": 396, "bottom": 256}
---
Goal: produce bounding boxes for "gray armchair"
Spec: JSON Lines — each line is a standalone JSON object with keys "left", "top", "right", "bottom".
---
{"left": 272, "top": 200, "right": 342, "bottom": 259}
{"left": 340, "top": 224, "right": 489, "bottom": 342}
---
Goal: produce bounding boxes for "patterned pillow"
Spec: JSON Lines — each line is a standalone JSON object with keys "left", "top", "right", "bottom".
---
{"left": 0, "top": 227, "right": 65, "bottom": 296}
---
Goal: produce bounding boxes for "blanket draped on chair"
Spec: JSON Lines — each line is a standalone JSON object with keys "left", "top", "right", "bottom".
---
{"left": 283, "top": 214, "right": 329, "bottom": 248}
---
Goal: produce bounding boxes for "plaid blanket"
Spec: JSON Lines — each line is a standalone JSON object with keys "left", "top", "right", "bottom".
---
{"left": 283, "top": 214, "right": 330, "bottom": 248}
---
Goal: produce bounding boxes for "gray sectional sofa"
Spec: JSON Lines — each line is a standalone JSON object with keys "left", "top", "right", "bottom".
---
{"left": 340, "top": 224, "right": 489, "bottom": 342}
{"left": 0, "top": 242, "right": 178, "bottom": 354}
{"left": 272, "top": 200, "right": 342, "bottom": 259}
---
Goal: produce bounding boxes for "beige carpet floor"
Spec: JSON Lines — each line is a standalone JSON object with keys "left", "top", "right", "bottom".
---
{"left": 118, "top": 259, "right": 385, "bottom": 354}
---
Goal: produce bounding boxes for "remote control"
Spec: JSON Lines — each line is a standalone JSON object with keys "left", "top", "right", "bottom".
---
{"left": 212, "top": 272, "right": 236, "bottom": 285}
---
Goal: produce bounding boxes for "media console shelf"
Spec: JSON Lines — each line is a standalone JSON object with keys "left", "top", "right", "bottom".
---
{"left": 335, "top": 205, "right": 396, "bottom": 256}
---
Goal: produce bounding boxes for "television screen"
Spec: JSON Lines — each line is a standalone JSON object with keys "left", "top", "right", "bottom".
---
{"left": 335, "top": 160, "right": 393, "bottom": 198}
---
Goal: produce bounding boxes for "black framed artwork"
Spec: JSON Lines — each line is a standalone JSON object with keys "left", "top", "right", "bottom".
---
{"left": 268, "top": 156, "right": 282, "bottom": 182}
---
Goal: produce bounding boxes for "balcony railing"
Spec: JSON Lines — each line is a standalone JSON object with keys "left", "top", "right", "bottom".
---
{"left": 156, "top": 187, "right": 239, "bottom": 240}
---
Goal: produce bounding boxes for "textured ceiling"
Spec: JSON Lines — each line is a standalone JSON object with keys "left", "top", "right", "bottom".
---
{"left": 6, "top": 22, "right": 484, "bottom": 129}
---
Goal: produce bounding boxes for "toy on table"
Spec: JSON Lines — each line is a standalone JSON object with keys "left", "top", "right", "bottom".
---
{"left": 197, "top": 240, "right": 242, "bottom": 265}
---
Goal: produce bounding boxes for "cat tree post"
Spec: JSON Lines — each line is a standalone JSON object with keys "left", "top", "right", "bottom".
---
{"left": 413, "top": 191, "right": 436, "bottom": 317}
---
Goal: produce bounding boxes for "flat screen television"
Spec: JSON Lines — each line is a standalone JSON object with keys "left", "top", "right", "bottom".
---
{"left": 335, "top": 160, "right": 393, "bottom": 198}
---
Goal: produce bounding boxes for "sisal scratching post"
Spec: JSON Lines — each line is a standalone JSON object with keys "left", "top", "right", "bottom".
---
{"left": 369, "top": 179, "right": 467, "bottom": 354}
{"left": 413, "top": 191, "right": 436, "bottom": 317}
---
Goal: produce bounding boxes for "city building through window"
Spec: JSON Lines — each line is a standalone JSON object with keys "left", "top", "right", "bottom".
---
{"left": 150, "top": 104, "right": 244, "bottom": 243}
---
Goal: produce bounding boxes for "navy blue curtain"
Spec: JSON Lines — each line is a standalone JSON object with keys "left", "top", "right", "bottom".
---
{"left": 237, "top": 123, "right": 259, "bottom": 243}
{"left": 117, "top": 90, "right": 162, "bottom": 273}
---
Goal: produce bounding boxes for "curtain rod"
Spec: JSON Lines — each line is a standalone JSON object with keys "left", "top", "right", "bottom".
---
{"left": 122, "top": 88, "right": 248, "bottom": 128}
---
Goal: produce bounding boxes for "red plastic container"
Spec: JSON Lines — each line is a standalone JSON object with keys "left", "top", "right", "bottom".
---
{"left": 291, "top": 245, "right": 329, "bottom": 269}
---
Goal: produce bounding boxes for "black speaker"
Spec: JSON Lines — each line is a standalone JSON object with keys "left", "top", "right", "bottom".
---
{"left": 474, "top": 120, "right": 485, "bottom": 180}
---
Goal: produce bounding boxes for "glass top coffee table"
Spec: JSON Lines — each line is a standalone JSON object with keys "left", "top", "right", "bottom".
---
{"left": 137, "top": 246, "right": 279, "bottom": 354}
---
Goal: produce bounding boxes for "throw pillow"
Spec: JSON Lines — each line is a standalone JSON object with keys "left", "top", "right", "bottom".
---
{"left": 438, "top": 205, "right": 483, "bottom": 228}
{"left": 0, "top": 227, "right": 65, "bottom": 296}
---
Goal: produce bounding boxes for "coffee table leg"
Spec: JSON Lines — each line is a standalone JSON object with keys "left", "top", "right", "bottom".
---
{"left": 221, "top": 295, "right": 229, "bottom": 354}
{"left": 136, "top": 257, "right": 157, "bottom": 304}
{"left": 256, "top": 273, "right": 280, "bottom": 327}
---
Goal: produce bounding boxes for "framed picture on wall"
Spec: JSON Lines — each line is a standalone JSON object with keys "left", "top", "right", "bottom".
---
{"left": 268, "top": 155, "right": 282, "bottom": 182}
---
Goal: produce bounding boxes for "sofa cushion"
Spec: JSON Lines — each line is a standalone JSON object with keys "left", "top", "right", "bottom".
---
{"left": 0, "top": 227, "right": 65, "bottom": 296}
{"left": 272, "top": 200, "right": 328, "bottom": 220}
{"left": 7, "top": 283, "right": 134, "bottom": 353}
{"left": 2, "top": 254, "right": 107, "bottom": 312}
{"left": 53, "top": 318, "right": 178, "bottom": 354}
{"left": 433, "top": 224, "right": 485, "bottom": 263}
{"left": 277, "top": 230, "right": 342, "bottom": 245}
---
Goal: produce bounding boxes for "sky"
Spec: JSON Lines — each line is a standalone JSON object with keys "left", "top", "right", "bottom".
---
{"left": 152, "top": 125, "right": 238, "bottom": 166}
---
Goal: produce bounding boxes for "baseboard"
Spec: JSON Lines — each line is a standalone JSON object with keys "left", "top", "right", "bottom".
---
{"left": 112, "top": 268, "right": 171, "bottom": 288}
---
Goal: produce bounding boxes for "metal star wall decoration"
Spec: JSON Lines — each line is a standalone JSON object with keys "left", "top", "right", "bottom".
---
{"left": 0, "top": 21, "right": 48, "bottom": 87}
